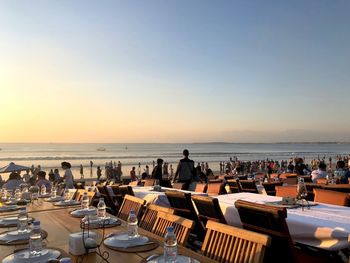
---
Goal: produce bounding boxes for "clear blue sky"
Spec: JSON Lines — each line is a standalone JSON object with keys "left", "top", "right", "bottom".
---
{"left": 1, "top": 1, "right": 350, "bottom": 142}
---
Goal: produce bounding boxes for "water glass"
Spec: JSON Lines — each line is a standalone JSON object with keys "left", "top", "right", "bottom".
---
{"left": 51, "top": 187, "right": 57, "bottom": 198}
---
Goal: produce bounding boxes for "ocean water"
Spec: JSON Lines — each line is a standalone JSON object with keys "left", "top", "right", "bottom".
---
{"left": 0, "top": 143, "right": 349, "bottom": 180}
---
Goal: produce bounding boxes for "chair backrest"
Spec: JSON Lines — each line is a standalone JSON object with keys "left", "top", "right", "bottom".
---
{"left": 316, "top": 178, "right": 328, "bottom": 185}
{"left": 191, "top": 195, "right": 226, "bottom": 225}
{"left": 63, "top": 189, "right": 77, "bottom": 200}
{"left": 262, "top": 182, "right": 283, "bottom": 196}
{"left": 194, "top": 183, "right": 207, "bottom": 193}
{"left": 226, "top": 179, "right": 242, "bottom": 193}
{"left": 139, "top": 204, "right": 174, "bottom": 232}
{"left": 112, "top": 185, "right": 134, "bottom": 196}
{"left": 285, "top": 176, "right": 298, "bottom": 185}
{"left": 117, "top": 194, "right": 146, "bottom": 221}
{"left": 235, "top": 200, "right": 298, "bottom": 263}
{"left": 75, "top": 189, "right": 95, "bottom": 205}
{"left": 240, "top": 180, "right": 259, "bottom": 194}
{"left": 237, "top": 175, "right": 248, "bottom": 180}
{"left": 172, "top": 183, "right": 186, "bottom": 190}
{"left": 275, "top": 185, "right": 297, "bottom": 198}
{"left": 202, "top": 220, "right": 271, "bottom": 263}
{"left": 165, "top": 191, "right": 206, "bottom": 240}
{"left": 142, "top": 179, "right": 155, "bottom": 187}
{"left": 206, "top": 182, "right": 226, "bottom": 196}
{"left": 270, "top": 173, "right": 280, "bottom": 179}
{"left": 313, "top": 188, "right": 350, "bottom": 206}
{"left": 128, "top": 181, "right": 139, "bottom": 186}
{"left": 152, "top": 211, "right": 194, "bottom": 246}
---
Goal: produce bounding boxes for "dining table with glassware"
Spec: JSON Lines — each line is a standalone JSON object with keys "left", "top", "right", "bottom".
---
{"left": 214, "top": 192, "right": 350, "bottom": 251}
{"left": 0, "top": 207, "right": 216, "bottom": 263}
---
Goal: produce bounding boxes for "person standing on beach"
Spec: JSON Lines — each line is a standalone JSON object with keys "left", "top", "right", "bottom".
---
{"left": 173, "top": 149, "right": 195, "bottom": 190}
{"left": 130, "top": 167, "right": 137, "bottom": 181}
{"left": 80, "top": 164, "right": 84, "bottom": 179}
{"left": 61, "top": 162, "right": 75, "bottom": 189}
{"left": 152, "top": 158, "right": 164, "bottom": 185}
{"left": 97, "top": 166, "right": 102, "bottom": 180}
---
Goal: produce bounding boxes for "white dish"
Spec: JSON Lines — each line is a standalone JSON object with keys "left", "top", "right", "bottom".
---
{"left": 54, "top": 200, "right": 80, "bottom": 206}
{"left": 0, "top": 205, "right": 18, "bottom": 211}
{"left": 71, "top": 208, "right": 97, "bottom": 216}
{"left": 148, "top": 255, "right": 199, "bottom": 263}
{"left": 45, "top": 196, "right": 64, "bottom": 202}
{"left": 3, "top": 249, "right": 61, "bottom": 263}
{"left": 104, "top": 233, "right": 149, "bottom": 248}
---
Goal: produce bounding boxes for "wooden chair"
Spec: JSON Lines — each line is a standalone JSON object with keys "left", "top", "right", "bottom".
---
{"left": 152, "top": 211, "right": 194, "bottom": 246}
{"left": 275, "top": 185, "right": 297, "bottom": 198}
{"left": 172, "top": 183, "right": 186, "bottom": 190}
{"left": 237, "top": 175, "right": 248, "bottom": 180}
{"left": 226, "top": 179, "right": 242, "bottom": 193}
{"left": 304, "top": 183, "right": 322, "bottom": 201}
{"left": 142, "top": 179, "right": 155, "bottom": 186}
{"left": 62, "top": 189, "right": 77, "bottom": 200}
{"left": 194, "top": 183, "right": 207, "bottom": 193}
{"left": 285, "top": 175, "right": 298, "bottom": 185}
{"left": 206, "top": 182, "right": 226, "bottom": 196}
{"left": 128, "top": 181, "right": 139, "bottom": 186}
{"left": 201, "top": 220, "right": 271, "bottom": 263}
{"left": 75, "top": 189, "right": 95, "bottom": 205}
{"left": 316, "top": 178, "right": 328, "bottom": 185}
{"left": 240, "top": 180, "right": 259, "bottom": 194}
{"left": 139, "top": 204, "right": 174, "bottom": 232}
{"left": 191, "top": 195, "right": 226, "bottom": 225}
{"left": 262, "top": 182, "right": 283, "bottom": 196}
{"left": 122, "top": 178, "right": 132, "bottom": 185}
{"left": 165, "top": 191, "right": 206, "bottom": 241}
{"left": 234, "top": 200, "right": 328, "bottom": 263}
{"left": 110, "top": 185, "right": 135, "bottom": 208}
{"left": 117, "top": 194, "right": 146, "bottom": 221}
{"left": 270, "top": 173, "right": 280, "bottom": 180}
{"left": 313, "top": 188, "right": 350, "bottom": 206}
{"left": 96, "top": 185, "right": 118, "bottom": 214}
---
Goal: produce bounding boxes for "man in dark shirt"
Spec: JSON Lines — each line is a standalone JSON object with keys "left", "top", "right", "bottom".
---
{"left": 173, "top": 149, "right": 195, "bottom": 190}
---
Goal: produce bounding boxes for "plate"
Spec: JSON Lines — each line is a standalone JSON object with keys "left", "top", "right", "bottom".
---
{"left": 0, "top": 230, "right": 48, "bottom": 245}
{"left": 0, "top": 217, "right": 34, "bottom": 227}
{"left": 104, "top": 233, "right": 158, "bottom": 252}
{"left": 39, "top": 194, "right": 51, "bottom": 198}
{"left": 146, "top": 255, "right": 199, "bottom": 263}
{"left": 3, "top": 248, "right": 61, "bottom": 263}
{"left": 82, "top": 217, "right": 121, "bottom": 229}
{"left": 70, "top": 208, "right": 97, "bottom": 218}
{"left": 53, "top": 200, "right": 80, "bottom": 206}
{"left": 44, "top": 197, "right": 64, "bottom": 202}
{"left": 0, "top": 205, "right": 19, "bottom": 212}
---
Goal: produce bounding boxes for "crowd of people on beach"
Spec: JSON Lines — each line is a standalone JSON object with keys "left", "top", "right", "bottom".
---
{"left": 1, "top": 151, "right": 350, "bottom": 191}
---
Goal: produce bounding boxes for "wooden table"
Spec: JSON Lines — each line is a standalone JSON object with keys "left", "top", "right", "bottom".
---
{"left": 0, "top": 200, "right": 80, "bottom": 216}
{"left": 0, "top": 208, "right": 216, "bottom": 263}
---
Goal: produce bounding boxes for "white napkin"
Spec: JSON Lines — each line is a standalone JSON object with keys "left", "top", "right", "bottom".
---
{"left": 71, "top": 208, "right": 97, "bottom": 216}
{"left": 104, "top": 233, "right": 149, "bottom": 248}
{"left": 148, "top": 255, "right": 199, "bottom": 263}
{"left": 0, "top": 231, "right": 30, "bottom": 242}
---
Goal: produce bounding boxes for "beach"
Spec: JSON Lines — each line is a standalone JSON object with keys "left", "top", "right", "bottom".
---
{"left": 0, "top": 143, "right": 349, "bottom": 181}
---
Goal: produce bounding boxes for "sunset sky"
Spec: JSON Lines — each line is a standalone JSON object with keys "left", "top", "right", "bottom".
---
{"left": 1, "top": 1, "right": 350, "bottom": 143}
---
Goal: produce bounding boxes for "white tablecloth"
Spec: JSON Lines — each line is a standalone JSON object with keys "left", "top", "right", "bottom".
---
{"left": 132, "top": 186, "right": 208, "bottom": 207}
{"left": 214, "top": 193, "right": 350, "bottom": 251}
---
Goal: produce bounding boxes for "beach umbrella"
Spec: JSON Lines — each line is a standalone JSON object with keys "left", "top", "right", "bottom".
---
{"left": 0, "top": 162, "right": 30, "bottom": 173}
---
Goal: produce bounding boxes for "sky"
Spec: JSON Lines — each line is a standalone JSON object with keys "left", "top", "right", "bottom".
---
{"left": 0, "top": 0, "right": 350, "bottom": 143}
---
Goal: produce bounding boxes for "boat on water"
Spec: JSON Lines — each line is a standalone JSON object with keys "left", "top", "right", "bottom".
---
{"left": 96, "top": 147, "right": 106, "bottom": 151}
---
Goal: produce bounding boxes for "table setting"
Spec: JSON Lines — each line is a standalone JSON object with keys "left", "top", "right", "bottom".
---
{"left": 2, "top": 248, "right": 63, "bottom": 263}
{"left": 0, "top": 216, "right": 34, "bottom": 228}
{"left": 53, "top": 200, "right": 80, "bottom": 207}
{"left": 0, "top": 229, "right": 47, "bottom": 245}
{"left": 104, "top": 232, "right": 159, "bottom": 252}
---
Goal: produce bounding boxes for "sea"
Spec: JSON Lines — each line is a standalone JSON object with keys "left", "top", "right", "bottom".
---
{"left": 0, "top": 143, "right": 349, "bottom": 180}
